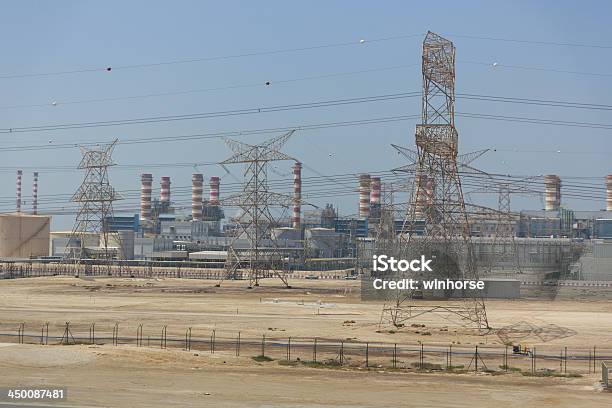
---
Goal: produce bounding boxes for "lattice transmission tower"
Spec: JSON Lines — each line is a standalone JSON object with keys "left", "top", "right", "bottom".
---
{"left": 66, "top": 140, "right": 121, "bottom": 261}
{"left": 380, "top": 32, "right": 489, "bottom": 331}
{"left": 469, "top": 176, "right": 539, "bottom": 275}
{"left": 220, "top": 131, "right": 298, "bottom": 288}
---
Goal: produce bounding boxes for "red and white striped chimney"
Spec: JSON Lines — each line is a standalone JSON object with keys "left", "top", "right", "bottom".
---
{"left": 160, "top": 176, "right": 171, "bottom": 204}
{"left": 32, "top": 172, "right": 38, "bottom": 215}
{"left": 192, "top": 173, "right": 203, "bottom": 221}
{"left": 370, "top": 176, "right": 381, "bottom": 206}
{"left": 413, "top": 171, "right": 426, "bottom": 219}
{"left": 424, "top": 175, "right": 435, "bottom": 206}
{"left": 606, "top": 175, "right": 612, "bottom": 212}
{"left": 16, "top": 170, "right": 22, "bottom": 213}
{"left": 544, "top": 175, "right": 560, "bottom": 211}
{"left": 209, "top": 176, "right": 220, "bottom": 205}
{"left": 358, "top": 174, "right": 371, "bottom": 218}
{"left": 292, "top": 162, "right": 302, "bottom": 229}
{"left": 140, "top": 173, "right": 153, "bottom": 222}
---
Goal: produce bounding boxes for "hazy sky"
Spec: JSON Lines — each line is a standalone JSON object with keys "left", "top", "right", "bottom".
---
{"left": 0, "top": 1, "right": 610, "bottom": 229}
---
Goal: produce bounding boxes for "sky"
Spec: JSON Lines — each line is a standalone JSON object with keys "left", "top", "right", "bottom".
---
{"left": 0, "top": 0, "right": 610, "bottom": 230}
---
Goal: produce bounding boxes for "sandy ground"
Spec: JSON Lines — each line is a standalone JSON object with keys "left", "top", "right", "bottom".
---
{"left": 0, "top": 343, "right": 609, "bottom": 408}
{"left": 0, "top": 276, "right": 610, "bottom": 407}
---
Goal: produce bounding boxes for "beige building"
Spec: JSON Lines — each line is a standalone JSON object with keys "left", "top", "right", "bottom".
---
{"left": 0, "top": 213, "right": 51, "bottom": 258}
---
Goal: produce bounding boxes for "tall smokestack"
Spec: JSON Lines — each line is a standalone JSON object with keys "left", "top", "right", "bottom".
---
{"left": 413, "top": 171, "right": 426, "bottom": 219}
{"left": 140, "top": 173, "right": 153, "bottom": 222}
{"left": 209, "top": 176, "right": 220, "bottom": 205}
{"left": 544, "top": 175, "right": 560, "bottom": 211}
{"left": 425, "top": 175, "right": 435, "bottom": 206}
{"left": 192, "top": 173, "right": 203, "bottom": 221}
{"left": 358, "top": 174, "right": 371, "bottom": 218}
{"left": 292, "top": 162, "right": 302, "bottom": 229}
{"left": 16, "top": 170, "right": 22, "bottom": 213}
{"left": 607, "top": 175, "right": 612, "bottom": 212}
{"left": 370, "top": 176, "right": 381, "bottom": 206}
{"left": 160, "top": 176, "right": 171, "bottom": 204}
{"left": 32, "top": 172, "right": 38, "bottom": 215}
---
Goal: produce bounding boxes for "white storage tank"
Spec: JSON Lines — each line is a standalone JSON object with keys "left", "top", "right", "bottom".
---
{"left": 0, "top": 213, "right": 50, "bottom": 258}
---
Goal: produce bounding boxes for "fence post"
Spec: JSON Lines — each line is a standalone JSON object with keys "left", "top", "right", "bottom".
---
{"left": 504, "top": 345, "right": 508, "bottom": 371}
{"left": 45, "top": 322, "right": 48, "bottom": 345}
{"left": 236, "top": 332, "right": 241, "bottom": 357}
{"left": 593, "top": 346, "right": 596, "bottom": 374}
{"left": 449, "top": 344, "right": 452, "bottom": 369}
{"left": 313, "top": 338, "right": 317, "bottom": 363}
{"left": 393, "top": 343, "right": 397, "bottom": 369}
{"left": 113, "top": 323, "right": 119, "bottom": 346}
{"left": 365, "top": 342, "right": 369, "bottom": 368}
{"left": 160, "top": 326, "right": 167, "bottom": 349}
{"left": 287, "top": 337, "right": 291, "bottom": 361}
{"left": 340, "top": 340, "right": 344, "bottom": 365}
{"left": 421, "top": 343, "right": 424, "bottom": 370}
{"left": 475, "top": 346, "right": 478, "bottom": 372}
{"left": 261, "top": 334, "right": 265, "bottom": 357}
{"left": 564, "top": 346, "right": 567, "bottom": 374}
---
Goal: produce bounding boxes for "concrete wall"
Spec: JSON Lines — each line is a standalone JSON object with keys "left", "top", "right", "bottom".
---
{"left": 0, "top": 213, "right": 50, "bottom": 258}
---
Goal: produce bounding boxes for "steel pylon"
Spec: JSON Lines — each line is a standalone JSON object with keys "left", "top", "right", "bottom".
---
{"left": 381, "top": 32, "right": 489, "bottom": 331}
{"left": 220, "top": 131, "right": 298, "bottom": 287}
{"left": 66, "top": 140, "right": 121, "bottom": 262}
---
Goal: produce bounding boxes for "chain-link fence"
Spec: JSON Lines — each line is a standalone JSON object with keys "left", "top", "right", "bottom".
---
{"left": 1, "top": 321, "right": 609, "bottom": 377}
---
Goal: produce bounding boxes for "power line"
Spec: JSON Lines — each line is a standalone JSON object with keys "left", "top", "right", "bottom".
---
{"left": 0, "top": 64, "right": 419, "bottom": 110}
{"left": 0, "top": 92, "right": 419, "bottom": 134}
{"left": 0, "top": 34, "right": 423, "bottom": 80}
{"left": 447, "top": 33, "right": 612, "bottom": 49}
{"left": 460, "top": 60, "right": 612, "bottom": 78}
{"left": 1, "top": 30, "right": 610, "bottom": 82}
{"left": 1, "top": 108, "right": 612, "bottom": 155}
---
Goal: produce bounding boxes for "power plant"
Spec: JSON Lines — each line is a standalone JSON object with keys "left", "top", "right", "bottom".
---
{"left": 2, "top": 6, "right": 612, "bottom": 407}
{"left": 0, "top": 32, "right": 609, "bottom": 292}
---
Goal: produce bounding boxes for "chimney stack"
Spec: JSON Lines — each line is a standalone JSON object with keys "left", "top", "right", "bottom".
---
{"left": 414, "top": 171, "right": 426, "bottom": 219}
{"left": 358, "top": 174, "right": 371, "bottom": 218}
{"left": 292, "top": 162, "right": 302, "bottom": 229}
{"left": 192, "top": 173, "right": 203, "bottom": 221}
{"left": 209, "top": 176, "right": 220, "bottom": 205}
{"left": 32, "top": 172, "right": 38, "bottom": 215}
{"left": 140, "top": 173, "right": 153, "bottom": 222}
{"left": 544, "top": 175, "right": 561, "bottom": 211}
{"left": 160, "top": 176, "right": 171, "bottom": 204}
{"left": 370, "top": 177, "right": 381, "bottom": 206}
{"left": 606, "top": 175, "right": 612, "bottom": 212}
{"left": 16, "top": 170, "right": 22, "bottom": 213}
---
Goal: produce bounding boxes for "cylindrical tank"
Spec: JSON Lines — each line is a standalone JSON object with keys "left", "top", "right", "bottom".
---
{"left": 292, "top": 162, "right": 302, "bottom": 229}
{"left": 192, "top": 173, "right": 203, "bottom": 221}
{"left": 140, "top": 173, "right": 153, "bottom": 222}
{"left": 0, "top": 213, "right": 50, "bottom": 257}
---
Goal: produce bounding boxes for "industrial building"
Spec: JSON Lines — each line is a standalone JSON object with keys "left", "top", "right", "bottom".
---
{"left": 3, "top": 164, "right": 612, "bottom": 284}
